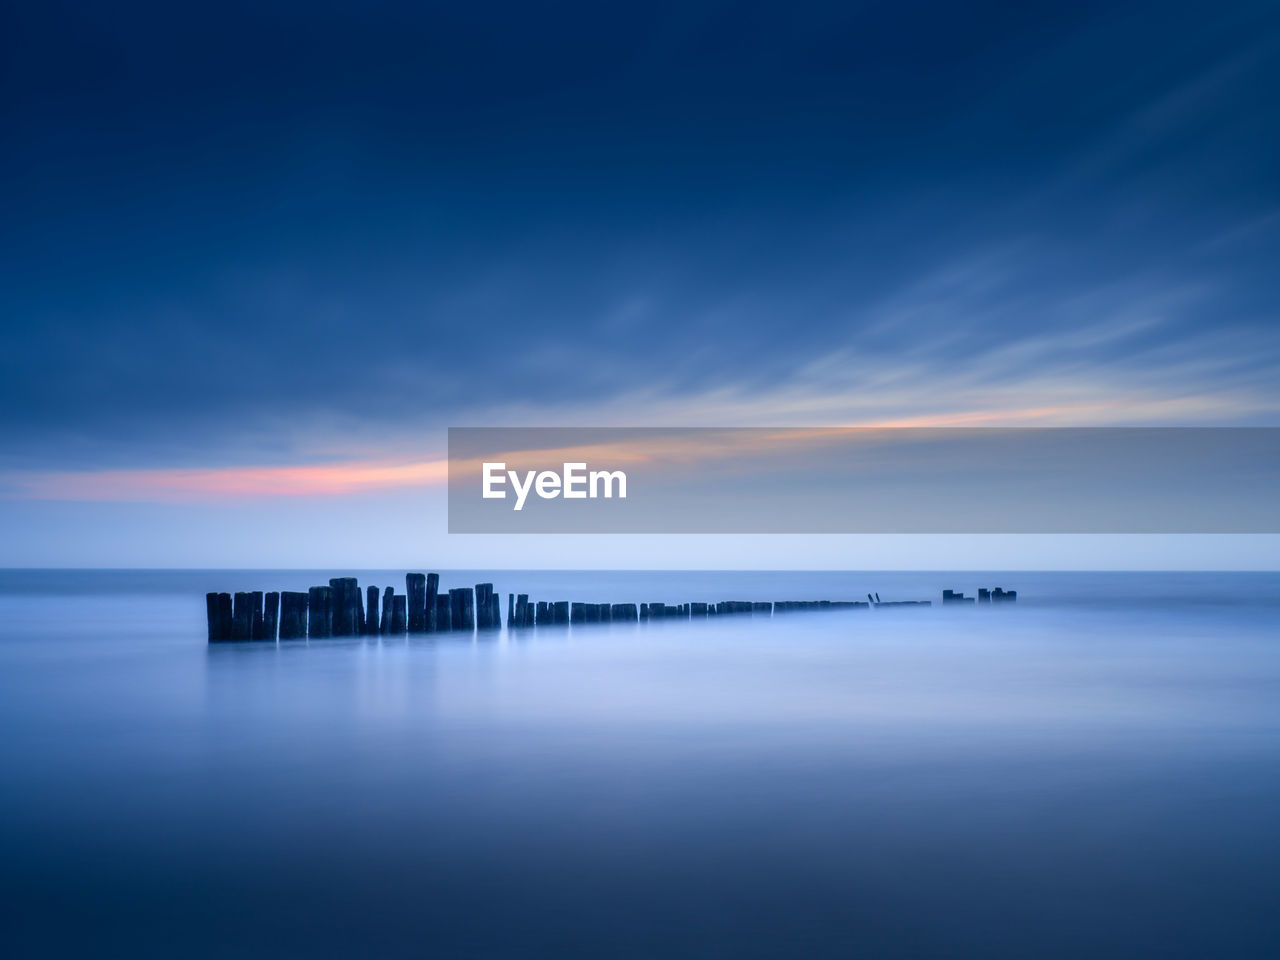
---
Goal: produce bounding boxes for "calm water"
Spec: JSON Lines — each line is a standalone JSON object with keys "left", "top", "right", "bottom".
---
{"left": 2, "top": 570, "right": 1278, "bottom": 958}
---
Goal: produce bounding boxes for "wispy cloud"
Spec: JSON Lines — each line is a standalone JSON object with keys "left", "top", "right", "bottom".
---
{"left": 2, "top": 459, "right": 449, "bottom": 502}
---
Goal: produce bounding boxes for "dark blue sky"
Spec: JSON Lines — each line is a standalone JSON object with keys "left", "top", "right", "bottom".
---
{"left": 3, "top": 0, "right": 1279, "bottom": 480}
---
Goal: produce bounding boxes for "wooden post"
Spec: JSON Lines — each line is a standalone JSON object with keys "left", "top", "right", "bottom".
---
{"left": 475, "top": 584, "right": 486, "bottom": 628}
{"left": 353, "top": 579, "right": 365, "bottom": 633}
{"left": 391, "top": 595, "right": 408, "bottom": 633}
{"left": 248, "top": 591, "right": 267, "bottom": 640}
{"left": 366, "top": 586, "right": 380, "bottom": 634}
{"left": 328, "top": 579, "right": 347, "bottom": 634}
{"left": 349, "top": 578, "right": 364, "bottom": 633}
{"left": 279, "top": 592, "right": 307, "bottom": 639}
{"left": 435, "top": 594, "right": 452, "bottom": 631}
{"left": 380, "top": 587, "right": 393, "bottom": 633}
{"left": 552, "top": 601, "right": 569, "bottom": 624}
{"left": 262, "top": 591, "right": 280, "bottom": 640}
{"left": 308, "top": 586, "right": 332, "bottom": 638}
{"left": 407, "top": 573, "right": 427, "bottom": 633}
{"left": 449, "top": 588, "right": 464, "bottom": 630}
{"left": 462, "top": 588, "right": 476, "bottom": 630}
{"left": 206, "top": 592, "right": 232, "bottom": 642}
{"left": 231, "top": 592, "right": 254, "bottom": 640}
{"left": 425, "top": 573, "right": 440, "bottom": 632}
{"left": 329, "top": 578, "right": 360, "bottom": 636}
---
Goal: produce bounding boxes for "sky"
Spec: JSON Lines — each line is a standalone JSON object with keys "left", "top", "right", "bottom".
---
{"left": 1, "top": 1, "right": 1278, "bottom": 568}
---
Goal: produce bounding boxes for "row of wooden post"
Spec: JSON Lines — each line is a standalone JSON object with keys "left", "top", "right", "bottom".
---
{"left": 207, "top": 574, "right": 1015, "bottom": 642}
{"left": 944, "top": 588, "right": 1018, "bottom": 605}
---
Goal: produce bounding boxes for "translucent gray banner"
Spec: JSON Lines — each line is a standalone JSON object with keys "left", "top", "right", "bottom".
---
{"left": 447, "top": 427, "right": 1280, "bottom": 533}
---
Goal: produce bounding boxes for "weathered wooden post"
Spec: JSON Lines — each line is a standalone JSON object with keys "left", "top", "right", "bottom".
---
{"left": 435, "top": 594, "right": 452, "bottom": 631}
{"left": 462, "top": 588, "right": 476, "bottom": 630}
{"left": 231, "top": 592, "right": 254, "bottom": 640}
{"left": 308, "top": 586, "right": 332, "bottom": 638}
{"left": 390, "top": 595, "right": 407, "bottom": 633}
{"left": 328, "top": 578, "right": 359, "bottom": 636}
{"left": 279, "top": 591, "right": 307, "bottom": 639}
{"left": 246, "top": 591, "right": 266, "bottom": 640}
{"left": 425, "top": 573, "right": 440, "bottom": 632}
{"left": 571, "top": 602, "right": 586, "bottom": 624}
{"left": 262, "top": 592, "right": 280, "bottom": 640}
{"left": 328, "top": 579, "right": 346, "bottom": 634}
{"left": 407, "top": 573, "right": 427, "bottom": 633}
{"left": 448, "top": 588, "right": 464, "bottom": 630}
{"left": 475, "top": 583, "right": 495, "bottom": 629}
{"left": 380, "top": 587, "right": 393, "bottom": 633}
{"left": 206, "top": 592, "right": 232, "bottom": 642}
{"left": 349, "top": 578, "right": 365, "bottom": 633}
{"left": 365, "top": 586, "right": 380, "bottom": 634}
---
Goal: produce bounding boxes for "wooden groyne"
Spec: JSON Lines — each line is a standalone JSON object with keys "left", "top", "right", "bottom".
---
{"left": 206, "top": 574, "right": 1016, "bottom": 642}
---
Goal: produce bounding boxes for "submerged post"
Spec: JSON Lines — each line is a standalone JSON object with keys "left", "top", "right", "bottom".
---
{"left": 329, "top": 578, "right": 361, "bottom": 636}
{"left": 231, "top": 592, "right": 254, "bottom": 640}
{"left": 407, "top": 573, "right": 427, "bottom": 633}
{"left": 248, "top": 591, "right": 267, "bottom": 640}
{"left": 261, "top": 591, "right": 280, "bottom": 640}
{"left": 425, "top": 573, "right": 440, "bottom": 632}
{"left": 366, "top": 585, "right": 380, "bottom": 635}
{"left": 476, "top": 583, "right": 494, "bottom": 629}
{"left": 206, "top": 592, "right": 232, "bottom": 642}
{"left": 380, "top": 587, "right": 394, "bottom": 633}
{"left": 462, "top": 588, "right": 476, "bottom": 630}
{"left": 279, "top": 591, "right": 307, "bottom": 639}
{"left": 308, "top": 586, "right": 332, "bottom": 638}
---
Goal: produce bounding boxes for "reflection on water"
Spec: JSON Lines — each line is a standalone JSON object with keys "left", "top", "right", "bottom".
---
{"left": 1, "top": 571, "right": 1278, "bottom": 958}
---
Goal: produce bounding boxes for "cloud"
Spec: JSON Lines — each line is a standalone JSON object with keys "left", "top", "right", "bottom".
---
{"left": 3, "top": 458, "right": 449, "bottom": 502}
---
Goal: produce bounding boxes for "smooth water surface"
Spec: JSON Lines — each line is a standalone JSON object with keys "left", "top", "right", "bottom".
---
{"left": 1, "top": 571, "right": 1278, "bottom": 958}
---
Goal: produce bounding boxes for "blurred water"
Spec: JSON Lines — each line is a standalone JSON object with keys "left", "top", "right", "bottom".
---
{"left": 1, "top": 570, "right": 1278, "bottom": 958}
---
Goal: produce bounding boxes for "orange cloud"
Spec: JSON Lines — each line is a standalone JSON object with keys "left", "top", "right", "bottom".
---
{"left": 4, "top": 459, "right": 450, "bottom": 502}
{"left": 0, "top": 402, "right": 1148, "bottom": 503}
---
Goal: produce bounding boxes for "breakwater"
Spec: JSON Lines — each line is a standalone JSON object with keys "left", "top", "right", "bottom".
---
{"left": 205, "top": 575, "right": 1016, "bottom": 642}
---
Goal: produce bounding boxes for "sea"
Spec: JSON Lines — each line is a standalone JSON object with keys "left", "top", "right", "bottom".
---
{"left": 1, "top": 570, "right": 1278, "bottom": 958}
